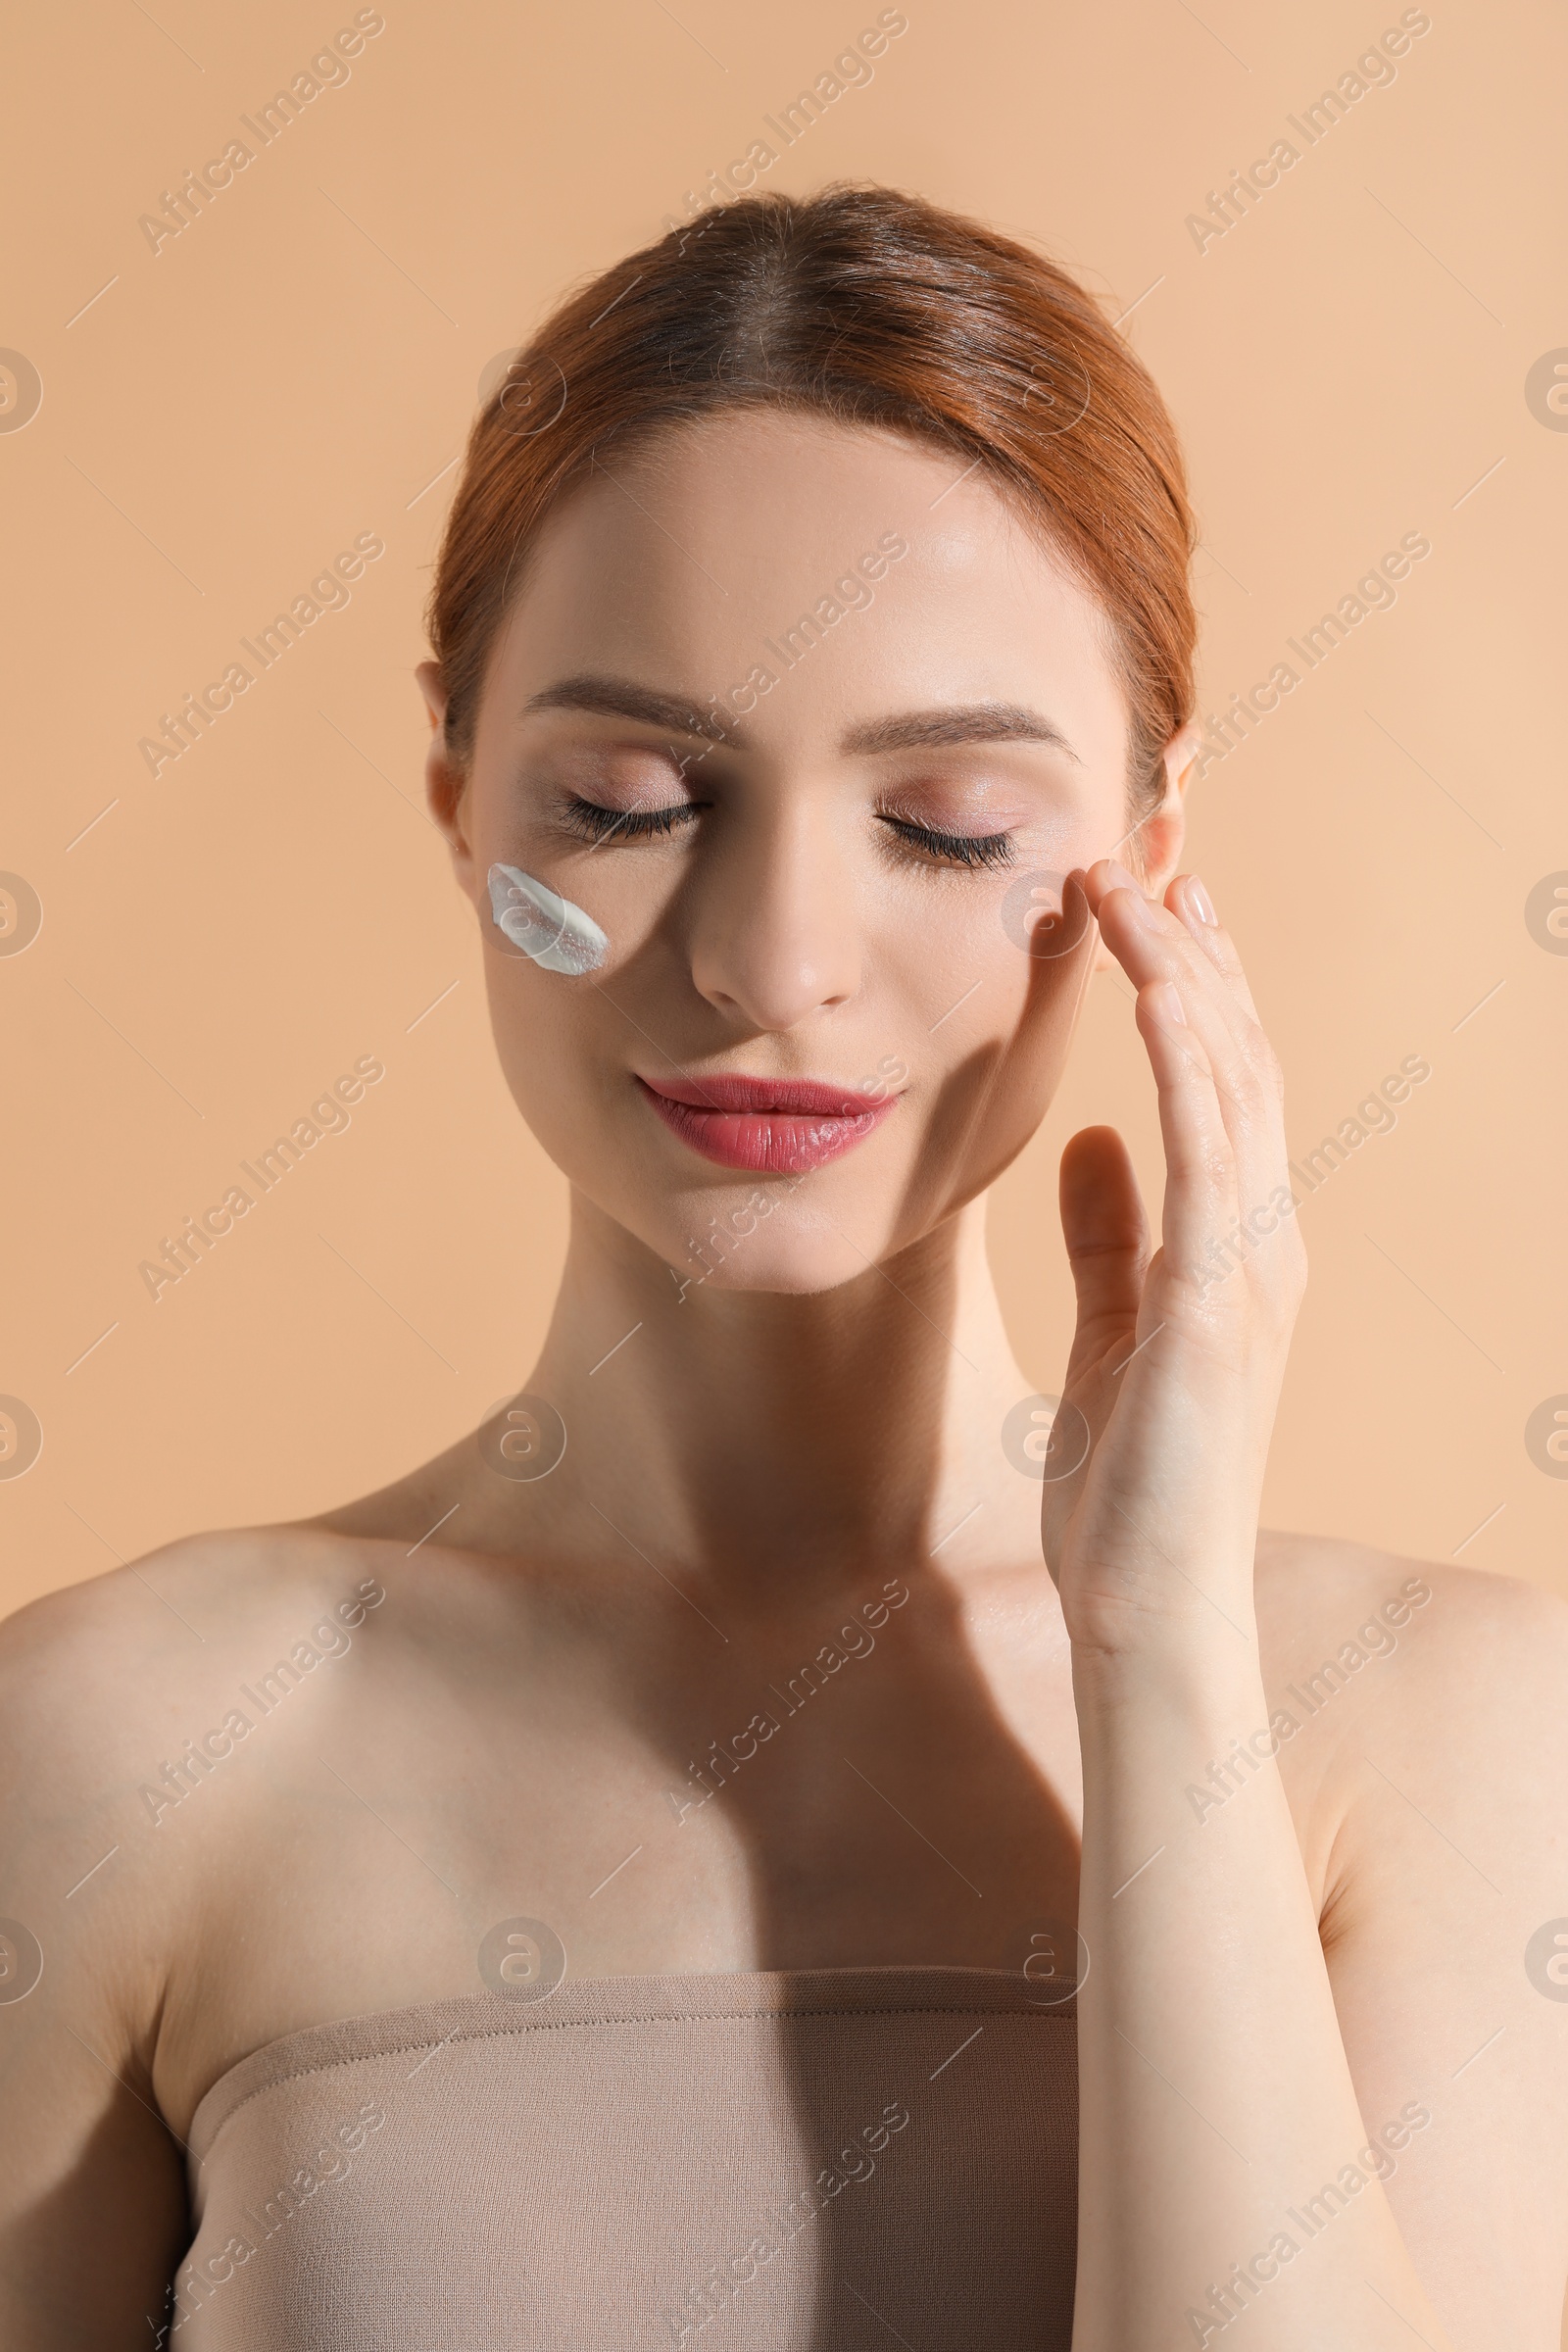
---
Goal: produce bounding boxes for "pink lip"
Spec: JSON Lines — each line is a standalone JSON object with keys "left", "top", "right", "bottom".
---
{"left": 636, "top": 1073, "right": 899, "bottom": 1173}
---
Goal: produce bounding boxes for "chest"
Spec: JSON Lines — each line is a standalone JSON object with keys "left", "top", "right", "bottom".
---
{"left": 158, "top": 1561, "right": 1340, "bottom": 2135}
{"left": 178, "top": 1972, "right": 1081, "bottom": 2351}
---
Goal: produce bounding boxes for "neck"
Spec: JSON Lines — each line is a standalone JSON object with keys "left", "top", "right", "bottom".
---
{"left": 520, "top": 1189, "right": 1048, "bottom": 1602}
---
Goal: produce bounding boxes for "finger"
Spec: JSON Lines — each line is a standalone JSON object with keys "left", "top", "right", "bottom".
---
{"left": 1058, "top": 1126, "right": 1150, "bottom": 1382}
{"left": 1086, "top": 861, "right": 1258, "bottom": 1066}
{"left": 1136, "top": 965, "right": 1307, "bottom": 1316}
{"left": 1095, "top": 884, "right": 1260, "bottom": 1104}
{"left": 1086, "top": 867, "right": 1301, "bottom": 1314}
{"left": 1130, "top": 975, "right": 1242, "bottom": 1292}
{"left": 1164, "top": 872, "right": 1261, "bottom": 1024}
{"left": 1088, "top": 869, "right": 1287, "bottom": 1196}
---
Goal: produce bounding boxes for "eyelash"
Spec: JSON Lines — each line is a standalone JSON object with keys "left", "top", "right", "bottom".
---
{"left": 877, "top": 815, "right": 1016, "bottom": 871}
{"left": 564, "top": 797, "right": 699, "bottom": 842}
{"left": 561, "top": 796, "right": 1016, "bottom": 871}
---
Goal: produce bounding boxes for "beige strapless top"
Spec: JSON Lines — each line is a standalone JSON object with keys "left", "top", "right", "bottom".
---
{"left": 173, "top": 1967, "right": 1078, "bottom": 2348}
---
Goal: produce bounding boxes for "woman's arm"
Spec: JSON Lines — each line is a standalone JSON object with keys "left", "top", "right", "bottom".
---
{"left": 1072, "top": 1633, "right": 1457, "bottom": 2350}
{"left": 1053, "top": 863, "right": 1568, "bottom": 2349}
{"left": 0, "top": 1583, "right": 189, "bottom": 2347}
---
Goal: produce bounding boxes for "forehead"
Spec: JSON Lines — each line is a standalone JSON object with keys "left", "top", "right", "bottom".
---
{"left": 481, "top": 411, "right": 1130, "bottom": 766}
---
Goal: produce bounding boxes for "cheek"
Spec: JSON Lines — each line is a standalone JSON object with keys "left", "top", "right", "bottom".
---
{"left": 476, "top": 831, "right": 1102, "bottom": 1275}
{"left": 483, "top": 956, "right": 617, "bottom": 1126}
{"left": 877, "top": 859, "right": 1093, "bottom": 1044}
{"left": 479, "top": 801, "right": 691, "bottom": 980}
{"left": 482, "top": 954, "right": 722, "bottom": 1264}
{"left": 871, "top": 891, "right": 1098, "bottom": 1216}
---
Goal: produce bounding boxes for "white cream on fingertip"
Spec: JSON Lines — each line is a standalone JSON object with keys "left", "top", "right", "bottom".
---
{"left": 487, "top": 863, "right": 608, "bottom": 975}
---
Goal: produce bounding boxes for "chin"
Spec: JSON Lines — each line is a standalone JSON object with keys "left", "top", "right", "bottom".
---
{"left": 662, "top": 1202, "right": 904, "bottom": 1301}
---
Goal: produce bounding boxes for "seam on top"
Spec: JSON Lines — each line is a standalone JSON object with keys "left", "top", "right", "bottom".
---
{"left": 195, "top": 1997, "right": 1077, "bottom": 2162}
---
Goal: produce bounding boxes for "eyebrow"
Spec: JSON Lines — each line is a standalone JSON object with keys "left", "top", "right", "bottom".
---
{"left": 521, "top": 675, "right": 1081, "bottom": 763}
{"left": 841, "top": 703, "right": 1082, "bottom": 762}
{"left": 522, "top": 676, "right": 732, "bottom": 742}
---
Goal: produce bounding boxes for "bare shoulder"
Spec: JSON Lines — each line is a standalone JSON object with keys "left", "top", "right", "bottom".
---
{"left": 0, "top": 1524, "right": 394, "bottom": 1863}
{"left": 0, "top": 1524, "right": 392, "bottom": 2097}
{"left": 1, "top": 1523, "right": 384, "bottom": 1726}
{"left": 1252, "top": 1524, "right": 1568, "bottom": 1884}
{"left": 1254, "top": 1522, "right": 1568, "bottom": 1716}
{"left": 1252, "top": 1534, "right": 1568, "bottom": 2337}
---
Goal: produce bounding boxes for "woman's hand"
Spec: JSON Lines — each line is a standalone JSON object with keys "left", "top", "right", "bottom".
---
{"left": 1040, "top": 860, "right": 1307, "bottom": 1658}
{"left": 1057, "top": 863, "right": 1471, "bottom": 2352}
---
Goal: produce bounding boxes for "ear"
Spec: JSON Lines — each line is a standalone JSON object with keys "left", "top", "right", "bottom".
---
{"left": 416, "top": 661, "right": 479, "bottom": 897}
{"left": 1091, "top": 719, "right": 1201, "bottom": 972}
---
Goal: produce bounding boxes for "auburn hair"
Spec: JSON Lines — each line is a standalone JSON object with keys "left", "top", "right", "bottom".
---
{"left": 428, "top": 184, "right": 1198, "bottom": 817}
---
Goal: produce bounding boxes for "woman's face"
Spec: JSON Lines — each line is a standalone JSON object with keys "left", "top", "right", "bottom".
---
{"left": 422, "top": 411, "right": 1189, "bottom": 1295}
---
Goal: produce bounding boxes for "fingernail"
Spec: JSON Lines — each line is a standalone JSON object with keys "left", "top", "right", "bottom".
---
{"left": 1102, "top": 859, "right": 1153, "bottom": 922}
{"left": 1158, "top": 980, "right": 1187, "bottom": 1026}
{"left": 1186, "top": 874, "right": 1218, "bottom": 926}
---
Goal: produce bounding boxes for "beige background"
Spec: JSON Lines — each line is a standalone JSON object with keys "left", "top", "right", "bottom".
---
{"left": 2, "top": 0, "right": 1563, "bottom": 1616}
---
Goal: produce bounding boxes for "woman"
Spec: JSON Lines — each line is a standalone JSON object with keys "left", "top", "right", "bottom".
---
{"left": 2, "top": 185, "right": 1564, "bottom": 2350}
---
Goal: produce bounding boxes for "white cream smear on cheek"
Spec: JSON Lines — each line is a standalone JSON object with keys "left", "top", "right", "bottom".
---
{"left": 487, "top": 863, "right": 608, "bottom": 975}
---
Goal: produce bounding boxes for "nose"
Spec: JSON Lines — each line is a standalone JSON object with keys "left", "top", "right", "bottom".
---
{"left": 687, "top": 797, "right": 861, "bottom": 1031}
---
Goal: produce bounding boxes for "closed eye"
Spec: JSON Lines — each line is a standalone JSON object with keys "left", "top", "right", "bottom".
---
{"left": 563, "top": 796, "right": 702, "bottom": 844}
{"left": 560, "top": 797, "right": 1015, "bottom": 867}
{"left": 877, "top": 814, "right": 1016, "bottom": 870}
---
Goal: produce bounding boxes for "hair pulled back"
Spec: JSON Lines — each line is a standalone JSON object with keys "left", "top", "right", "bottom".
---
{"left": 429, "top": 184, "right": 1197, "bottom": 811}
